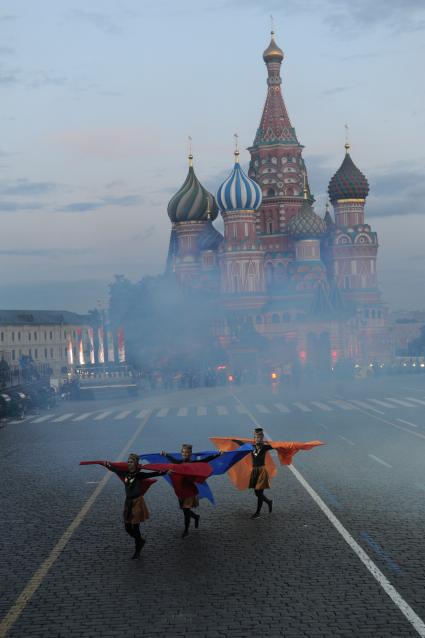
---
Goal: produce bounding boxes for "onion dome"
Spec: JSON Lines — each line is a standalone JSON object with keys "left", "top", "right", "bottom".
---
{"left": 288, "top": 181, "right": 326, "bottom": 239}
{"left": 168, "top": 155, "right": 218, "bottom": 223}
{"left": 328, "top": 144, "right": 369, "bottom": 203}
{"left": 263, "top": 31, "right": 284, "bottom": 63}
{"left": 198, "top": 222, "right": 224, "bottom": 251}
{"left": 217, "top": 149, "right": 262, "bottom": 212}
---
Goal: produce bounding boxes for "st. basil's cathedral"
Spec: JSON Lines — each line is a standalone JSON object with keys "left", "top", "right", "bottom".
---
{"left": 166, "top": 31, "right": 391, "bottom": 369}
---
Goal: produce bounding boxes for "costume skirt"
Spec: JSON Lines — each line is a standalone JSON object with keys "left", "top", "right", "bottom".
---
{"left": 124, "top": 495, "right": 149, "bottom": 524}
{"left": 179, "top": 495, "right": 199, "bottom": 509}
{"left": 249, "top": 466, "right": 271, "bottom": 490}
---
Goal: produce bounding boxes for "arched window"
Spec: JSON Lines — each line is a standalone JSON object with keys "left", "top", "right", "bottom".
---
{"left": 272, "top": 314, "right": 280, "bottom": 324}
{"left": 255, "top": 315, "right": 263, "bottom": 324}
{"left": 267, "top": 219, "right": 273, "bottom": 234}
{"left": 282, "top": 313, "right": 290, "bottom": 322}
{"left": 267, "top": 188, "right": 275, "bottom": 197}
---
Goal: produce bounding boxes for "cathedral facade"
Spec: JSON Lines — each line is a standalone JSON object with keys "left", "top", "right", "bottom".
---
{"left": 166, "top": 32, "right": 391, "bottom": 368}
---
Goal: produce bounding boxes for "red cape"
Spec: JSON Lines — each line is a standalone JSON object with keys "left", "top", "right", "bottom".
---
{"left": 79, "top": 460, "right": 157, "bottom": 495}
{"left": 142, "top": 462, "right": 212, "bottom": 500}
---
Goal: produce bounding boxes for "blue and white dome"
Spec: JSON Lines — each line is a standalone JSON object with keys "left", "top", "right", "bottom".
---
{"left": 217, "top": 151, "right": 262, "bottom": 212}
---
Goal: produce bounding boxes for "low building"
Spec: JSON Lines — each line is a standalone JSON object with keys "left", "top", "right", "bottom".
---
{"left": 0, "top": 310, "right": 92, "bottom": 380}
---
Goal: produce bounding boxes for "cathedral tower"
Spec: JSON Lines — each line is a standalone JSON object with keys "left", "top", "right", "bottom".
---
{"left": 248, "top": 30, "right": 311, "bottom": 254}
{"left": 217, "top": 144, "right": 265, "bottom": 305}
{"left": 167, "top": 153, "right": 221, "bottom": 287}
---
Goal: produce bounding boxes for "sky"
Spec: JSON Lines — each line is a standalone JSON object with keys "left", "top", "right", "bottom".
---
{"left": 0, "top": 0, "right": 424, "bottom": 312}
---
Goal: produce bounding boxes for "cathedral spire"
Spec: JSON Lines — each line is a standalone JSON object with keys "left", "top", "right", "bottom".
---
{"left": 254, "top": 29, "right": 298, "bottom": 146}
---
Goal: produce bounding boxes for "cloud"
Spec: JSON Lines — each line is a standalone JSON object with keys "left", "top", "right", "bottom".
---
{"left": 58, "top": 194, "right": 143, "bottom": 213}
{"left": 0, "top": 247, "right": 90, "bottom": 258}
{"left": 367, "top": 163, "right": 425, "bottom": 217}
{"left": 0, "top": 201, "right": 45, "bottom": 212}
{"left": 215, "top": 0, "right": 425, "bottom": 34}
{"left": 69, "top": 9, "right": 122, "bottom": 34}
{"left": 321, "top": 86, "right": 350, "bottom": 97}
{"left": 0, "top": 46, "right": 14, "bottom": 56}
{"left": 0, "top": 67, "right": 19, "bottom": 86}
{"left": 0, "top": 14, "right": 16, "bottom": 23}
{"left": 132, "top": 226, "right": 155, "bottom": 242}
{"left": 0, "top": 179, "right": 57, "bottom": 196}
{"left": 0, "top": 64, "right": 68, "bottom": 89}
{"left": 52, "top": 127, "right": 159, "bottom": 159}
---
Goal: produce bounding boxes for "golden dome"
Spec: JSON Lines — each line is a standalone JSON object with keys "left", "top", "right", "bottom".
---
{"left": 263, "top": 31, "right": 284, "bottom": 63}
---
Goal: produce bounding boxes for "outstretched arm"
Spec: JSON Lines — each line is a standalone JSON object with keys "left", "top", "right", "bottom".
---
{"left": 104, "top": 461, "right": 127, "bottom": 477}
{"left": 138, "top": 470, "right": 166, "bottom": 479}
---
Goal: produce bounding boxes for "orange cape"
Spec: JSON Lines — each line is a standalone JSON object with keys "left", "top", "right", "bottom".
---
{"left": 209, "top": 437, "right": 324, "bottom": 491}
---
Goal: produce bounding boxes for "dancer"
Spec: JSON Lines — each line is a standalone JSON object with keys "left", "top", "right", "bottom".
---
{"left": 161, "top": 444, "right": 221, "bottom": 537}
{"left": 80, "top": 454, "right": 165, "bottom": 558}
{"left": 247, "top": 428, "right": 273, "bottom": 519}
{"left": 210, "top": 431, "right": 324, "bottom": 519}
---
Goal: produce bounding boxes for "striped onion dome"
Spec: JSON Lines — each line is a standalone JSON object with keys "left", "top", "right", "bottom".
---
{"left": 288, "top": 198, "right": 326, "bottom": 240}
{"left": 217, "top": 151, "right": 262, "bottom": 212}
{"left": 328, "top": 145, "right": 369, "bottom": 203}
{"left": 167, "top": 155, "right": 218, "bottom": 223}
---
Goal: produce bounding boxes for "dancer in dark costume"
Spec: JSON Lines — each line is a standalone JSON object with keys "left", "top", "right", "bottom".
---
{"left": 211, "top": 431, "right": 324, "bottom": 519}
{"left": 80, "top": 454, "right": 165, "bottom": 558}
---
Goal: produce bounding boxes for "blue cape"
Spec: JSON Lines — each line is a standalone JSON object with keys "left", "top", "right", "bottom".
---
{"left": 139, "top": 444, "right": 252, "bottom": 505}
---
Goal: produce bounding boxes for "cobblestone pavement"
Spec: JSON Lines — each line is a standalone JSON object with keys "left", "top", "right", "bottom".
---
{"left": 1, "top": 378, "right": 425, "bottom": 637}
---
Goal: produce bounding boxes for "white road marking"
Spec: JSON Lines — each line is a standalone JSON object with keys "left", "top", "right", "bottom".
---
{"left": 114, "top": 410, "right": 132, "bottom": 420}
{"left": 349, "top": 399, "right": 384, "bottom": 414}
{"left": 338, "top": 435, "right": 355, "bottom": 446}
{"left": 136, "top": 408, "right": 151, "bottom": 419}
{"left": 217, "top": 405, "right": 228, "bottom": 415}
{"left": 0, "top": 412, "right": 153, "bottom": 637}
{"left": 368, "top": 454, "right": 393, "bottom": 469}
{"left": 73, "top": 413, "right": 93, "bottom": 422}
{"left": 317, "top": 422, "right": 328, "bottom": 430}
{"left": 311, "top": 401, "right": 333, "bottom": 411}
{"left": 274, "top": 402, "right": 290, "bottom": 413}
{"left": 293, "top": 402, "right": 311, "bottom": 412}
{"left": 256, "top": 404, "right": 270, "bottom": 413}
{"left": 228, "top": 391, "right": 425, "bottom": 638}
{"left": 405, "top": 397, "right": 425, "bottom": 406}
{"left": 397, "top": 418, "right": 418, "bottom": 428}
{"left": 368, "top": 399, "right": 396, "bottom": 409}
{"left": 177, "top": 407, "right": 188, "bottom": 417}
{"left": 31, "top": 415, "right": 55, "bottom": 423}
{"left": 197, "top": 406, "right": 207, "bottom": 416}
{"left": 385, "top": 397, "right": 417, "bottom": 408}
{"left": 156, "top": 408, "right": 170, "bottom": 418}
{"left": 236, "top": 404, "right": 249, "bottom": 413}
{"left": 136, "top": 409, "right": 150, "bottom": 419}
{"left": 93, "top": 411, "right": 112, "bottom": 421}
{"left": 290, "top": 464, "right": 425, "bottom": 638}
{"left": 52, "top": 413, "right": 74, "bottom": 423}
{"left": 329, "top": 400, "right": 357, "bottom": 410}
